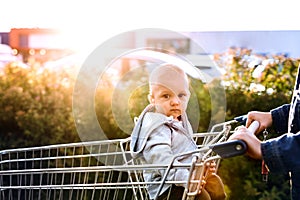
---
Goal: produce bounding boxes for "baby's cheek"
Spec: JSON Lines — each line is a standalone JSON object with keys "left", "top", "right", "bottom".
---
{"left": 181, "top": 101, "right": 188, "bottom": 110}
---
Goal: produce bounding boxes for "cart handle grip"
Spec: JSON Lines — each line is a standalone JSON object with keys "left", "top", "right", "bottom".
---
{"left": 210, "top": 121, "right": 259, "bottom": 158}
{"left": 248, "top": 120, "right": 259, "bottom": 135}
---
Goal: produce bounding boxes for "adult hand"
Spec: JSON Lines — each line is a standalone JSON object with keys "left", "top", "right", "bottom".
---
{"left": 228, "top": 126, "right": 263, "bottom": 160}
{"left": 246, "top": 111, "right": 272, "bottom": 134}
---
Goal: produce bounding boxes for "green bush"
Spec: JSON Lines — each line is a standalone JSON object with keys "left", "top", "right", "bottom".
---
{"left": 0, "top": 62, "right": 79, "bottom": 149}
{"left": 1, "top": 46, "right": 299, "bottom": 199}
{"left": 214, "top": 47, "right": 300, "bottom": 199}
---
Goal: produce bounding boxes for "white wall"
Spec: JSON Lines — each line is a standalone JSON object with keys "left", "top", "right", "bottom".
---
{"left": 186, "top": 31, "right": 300, "bottom": 58}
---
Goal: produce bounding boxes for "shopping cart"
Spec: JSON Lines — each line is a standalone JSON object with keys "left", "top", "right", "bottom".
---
{"left": 0, "top": 118, "right": 251, "bottom": 200}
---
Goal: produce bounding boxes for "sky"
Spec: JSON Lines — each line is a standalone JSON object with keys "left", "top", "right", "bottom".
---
{"left": 2, "top": 0, "right": 300, "bottom": 52}
{"left": 3, "top": 1, "right": 300, "bottom": 31}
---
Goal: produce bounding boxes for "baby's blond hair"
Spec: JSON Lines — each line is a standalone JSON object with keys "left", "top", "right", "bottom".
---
{"left": 149, "top": 63, "right": 189, "bottom": 96}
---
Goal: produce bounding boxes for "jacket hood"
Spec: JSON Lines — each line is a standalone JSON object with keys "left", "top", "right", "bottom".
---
{"left": 130, "top": 104, "right": 192, "bottom": 158}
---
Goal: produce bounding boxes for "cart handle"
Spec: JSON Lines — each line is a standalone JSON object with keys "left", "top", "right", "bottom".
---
{"left": 210, "top": 121, "right": 259, "bottom": 158}
{"left": 247, "top": 120, "right": 260, "bottom": 135}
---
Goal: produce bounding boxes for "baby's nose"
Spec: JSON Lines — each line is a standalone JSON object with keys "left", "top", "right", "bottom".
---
{"left": 171, "top": 96, "right": 180, "bottom": 104}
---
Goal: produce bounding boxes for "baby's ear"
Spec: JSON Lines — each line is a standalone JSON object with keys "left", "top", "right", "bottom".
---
{"left": 148, "top": 94, "right": 154, "bottom": 104}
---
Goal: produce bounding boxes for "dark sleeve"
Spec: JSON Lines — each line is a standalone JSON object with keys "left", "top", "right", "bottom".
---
{"left": 261, "top": 132, "right": 300, "bottom": 173}
{"left": 271, "top": 102, "right": 300, "bottom": 134}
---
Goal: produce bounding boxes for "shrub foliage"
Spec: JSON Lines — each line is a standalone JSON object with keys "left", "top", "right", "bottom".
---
{"left": 214, "top": 47, "right": 299, "bottom": 199}
{"left": 0, "top": 62, "right": 79, "bottom": 149}
{"left": 0, "top": 47, "right": 299, "bottom": 199}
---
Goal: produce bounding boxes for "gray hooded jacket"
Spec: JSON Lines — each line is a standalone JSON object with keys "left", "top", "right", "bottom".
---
{"left": 130, "top": 104, "right": 200, "bottom": 199}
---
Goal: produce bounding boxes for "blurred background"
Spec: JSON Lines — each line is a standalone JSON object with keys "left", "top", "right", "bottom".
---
{"left": 1, "top": 1, "right": 299, "bottom": 199}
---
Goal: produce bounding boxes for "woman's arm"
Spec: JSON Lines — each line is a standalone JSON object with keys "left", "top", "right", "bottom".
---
{"left": 261, "top": 132, "right": 300, "bottom": 173}
{"left": 271, "top": 103, "right": 300, "bottom": 134}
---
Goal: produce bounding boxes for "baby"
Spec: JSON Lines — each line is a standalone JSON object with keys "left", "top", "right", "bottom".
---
{"left": 130, "top": 64, "right": 226, "bottom": 200}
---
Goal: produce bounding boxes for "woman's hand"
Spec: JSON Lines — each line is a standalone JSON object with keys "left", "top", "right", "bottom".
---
{"left": 228, "top": 126, "right": 263, "bottom": 160}
{"left": 246, "top": 111, "right": 273, "bottom": 134}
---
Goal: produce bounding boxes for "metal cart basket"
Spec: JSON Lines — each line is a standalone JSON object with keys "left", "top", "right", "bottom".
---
{"left": 0, "top": 120, "right": 244, "bottom": 200}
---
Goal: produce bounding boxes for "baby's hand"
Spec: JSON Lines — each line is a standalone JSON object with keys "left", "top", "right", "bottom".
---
{"left": 206, "top": 161, "right": 217, "bottom": 173}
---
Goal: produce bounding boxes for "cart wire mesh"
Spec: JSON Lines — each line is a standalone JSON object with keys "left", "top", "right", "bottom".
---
{"left": 0, "top": 121, "right": 235, "bottom": 200}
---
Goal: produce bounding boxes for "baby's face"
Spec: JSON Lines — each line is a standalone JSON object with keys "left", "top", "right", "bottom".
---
{"left": 150, "top": 84, "right": 190, "bottom": 121}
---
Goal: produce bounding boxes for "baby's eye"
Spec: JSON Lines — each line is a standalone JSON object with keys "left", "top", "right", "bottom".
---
{"left": 178, "top": 93, "right": 187, "bottom": 98}
{"left": 162, "top": 94, "right": 170, "bottom": 98}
